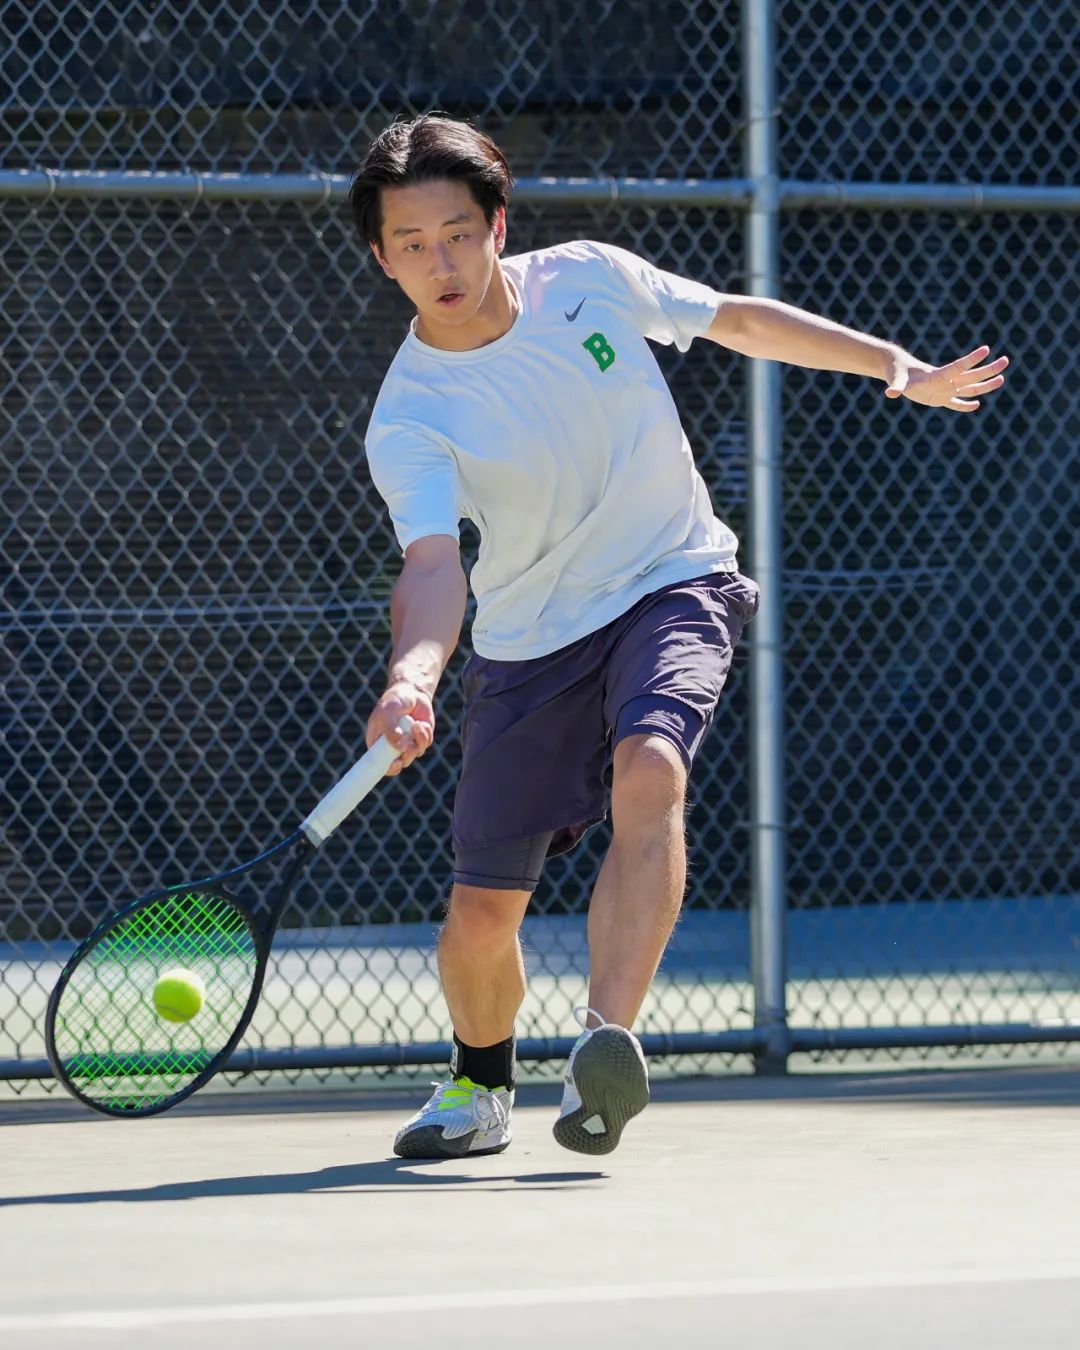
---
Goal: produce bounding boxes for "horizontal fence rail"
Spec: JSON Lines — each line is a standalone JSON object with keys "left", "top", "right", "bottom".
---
{"left": 3, "top": 169, "right": 1080, "bottom": 212}
{"left": 7, "top": 1022, "right": 1080, "bottom": 1083}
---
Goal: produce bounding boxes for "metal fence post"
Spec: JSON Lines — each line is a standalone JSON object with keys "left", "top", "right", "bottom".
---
{"left": 742, "top": 0, "right": 789, "bottom": 1074}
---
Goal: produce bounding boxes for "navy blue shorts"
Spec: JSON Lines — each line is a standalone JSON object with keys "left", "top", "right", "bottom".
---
{"left": 451, "top": 569, "right": 760, "bottom": 892}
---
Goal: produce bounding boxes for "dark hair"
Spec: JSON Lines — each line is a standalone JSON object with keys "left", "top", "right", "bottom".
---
{"left": 349, "top": 113, "right": 515, "bottom": 252}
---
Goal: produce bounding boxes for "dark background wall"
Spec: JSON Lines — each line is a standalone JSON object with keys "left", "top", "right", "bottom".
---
{"left": 2, "top": 1, "right": 1077, "bottom": 941}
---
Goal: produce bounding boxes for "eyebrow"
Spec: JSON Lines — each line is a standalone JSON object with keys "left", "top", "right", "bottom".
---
{"left": 390, "top": 212, "right": 472, "bottom": 239}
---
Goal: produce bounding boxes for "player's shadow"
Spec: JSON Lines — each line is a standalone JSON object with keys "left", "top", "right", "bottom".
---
{"left": 0, "top": 1158, "right": 606, "bottom": 1207}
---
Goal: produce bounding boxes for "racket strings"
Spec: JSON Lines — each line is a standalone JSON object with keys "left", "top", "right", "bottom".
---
{"left": 53, "top": 889, "right": 259, "bottom": 1111}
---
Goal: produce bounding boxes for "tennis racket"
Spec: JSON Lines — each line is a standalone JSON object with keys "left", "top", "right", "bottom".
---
{"left": 45, "top": 716, "right": 415, "bottom": 1119}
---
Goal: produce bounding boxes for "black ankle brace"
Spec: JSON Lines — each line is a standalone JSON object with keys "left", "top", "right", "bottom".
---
{"left": 451, "top": 1033, "right": 516, "bottom": 1091}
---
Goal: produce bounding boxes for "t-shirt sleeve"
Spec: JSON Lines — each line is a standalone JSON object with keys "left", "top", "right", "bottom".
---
{"left": 365, "top": 421, "right": 463, "bottom": 555}
{"left": 593, "top": 241, "right": 726, "bottom": 353}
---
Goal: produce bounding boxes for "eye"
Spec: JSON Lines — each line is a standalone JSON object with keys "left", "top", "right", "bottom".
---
{"left": 404, "top": 242, "right": 423, "bottom": 252}
{"left": 449, "top": 233, "right": 468, "bottom": 242}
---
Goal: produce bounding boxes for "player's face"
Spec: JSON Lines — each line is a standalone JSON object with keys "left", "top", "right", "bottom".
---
{"left": 372, "top": 180, "right": 506, "bottom": 335}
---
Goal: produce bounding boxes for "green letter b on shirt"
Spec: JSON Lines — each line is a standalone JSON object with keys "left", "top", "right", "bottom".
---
{"left": 582, "top": 332, "right": 615, "bottom": 372}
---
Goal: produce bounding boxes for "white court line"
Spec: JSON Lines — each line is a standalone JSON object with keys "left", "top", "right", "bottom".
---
{"left": 2, "top": 1267, "right": 1079, "bottom": 1332}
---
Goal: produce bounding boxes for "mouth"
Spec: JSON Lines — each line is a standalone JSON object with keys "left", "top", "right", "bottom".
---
{"left": 436, "top": 291, "right": 464, "bottom": 308}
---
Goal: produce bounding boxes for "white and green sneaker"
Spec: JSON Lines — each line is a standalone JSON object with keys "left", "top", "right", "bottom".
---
{"left": 393, "top": 1077, "right": 513, "bottom": 1159}
{"left": 553, "top": 1008, "right": 649, "bottom": 1156}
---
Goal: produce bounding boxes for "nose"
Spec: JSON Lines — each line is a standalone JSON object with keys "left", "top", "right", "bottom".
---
{"left": 428, "top": 242, "right": 455, "bottom": 280}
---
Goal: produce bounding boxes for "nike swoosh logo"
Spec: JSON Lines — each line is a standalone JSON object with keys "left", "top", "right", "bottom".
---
{"left": 564, "top": 298, "right": 586, "bottom": 322}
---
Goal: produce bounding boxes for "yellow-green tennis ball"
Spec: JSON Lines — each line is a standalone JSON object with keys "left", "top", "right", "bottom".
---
{"left": 152, "top": 969, "right": 206, "bottom": 1024}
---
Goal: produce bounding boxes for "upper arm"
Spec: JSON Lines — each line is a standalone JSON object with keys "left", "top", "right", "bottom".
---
{"left": 702, "top": 297, "right": 747, "bottom": 351}
{"left": 403, "top": 533, "right": 462, "bottom": 572}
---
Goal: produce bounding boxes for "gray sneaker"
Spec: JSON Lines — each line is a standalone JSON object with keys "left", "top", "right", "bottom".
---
{"left": 393, "top": 1077, "right": 513, "bottom": 1159}
{"left": 553, "top": 1008, "right": 649, "bottom": 1155}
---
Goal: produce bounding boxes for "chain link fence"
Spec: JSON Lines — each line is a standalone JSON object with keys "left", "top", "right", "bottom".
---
{"left": 2, "top": 1, "right": 1078, "bottom": 1091}
{"left": 781, "top": 204, "right": 1079, "bottom": 1056}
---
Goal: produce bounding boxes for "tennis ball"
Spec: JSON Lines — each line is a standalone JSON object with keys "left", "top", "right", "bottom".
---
{"left": 152, "top": 968, "right": 206, "bottom": 1023}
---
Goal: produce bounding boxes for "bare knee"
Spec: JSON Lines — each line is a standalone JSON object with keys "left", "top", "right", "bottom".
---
{"left": 442, "top": 884, "right": 529, "bottom": 952}
{"left": 611, "top": 733, "right": 688, "bottom": 829}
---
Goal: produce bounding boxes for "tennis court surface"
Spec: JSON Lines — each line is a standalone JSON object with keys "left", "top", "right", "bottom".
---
{"left": 2, "top": 1064, "right": 1078, "bottom": 1349}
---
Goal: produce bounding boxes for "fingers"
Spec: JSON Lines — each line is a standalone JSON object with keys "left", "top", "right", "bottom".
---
{"left": 367, "top": 685, "right": 436, "bottom": 774}
{"left": 941, "top": 348, "right": 1009, "bottom": 379}
{"left": 942, "top": 344, "right": 991, "bottom": 374}
{"left": 958, "top": 355, "right": 1009, "bottom": 382}
{"left": 385, "top": 725, "right": 432, "bottom": 776}
{"left": 385, "top": 713, "right": 424, "bottom": 753}
{"left": 955, "top": 375, "right": 1005, "bottom": 397}
{"left": 382, "top": 723, "right": 429, "bottom": 776}
{"left": 948, "top": 351, "right": 1008, "bottom": 410}
{"left": 384, "top": 716, "right": 431, "bottom": 769}
{"left": 397, "top": 718, "right": 434, "bottom": 758}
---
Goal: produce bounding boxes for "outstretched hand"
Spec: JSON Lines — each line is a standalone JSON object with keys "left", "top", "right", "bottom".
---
{"left": 885, "top": 345, "right": 1009, "bottom": 413}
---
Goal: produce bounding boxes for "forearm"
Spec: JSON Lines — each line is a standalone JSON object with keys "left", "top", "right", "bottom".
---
{"left": 385, "top": 558, "right": 467, "bottom": 697}
{"left": 713, "top": 297, "right": 914, "bottom": 381}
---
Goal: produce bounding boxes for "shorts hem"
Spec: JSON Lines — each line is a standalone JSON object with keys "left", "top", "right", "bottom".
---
{"left": 452, "top": 869, "right": 541, "bottom": 894}
{"left": 610, "top": 693, "right": 710, "bottom": 773}
{"left": 611, "top": 721, "right": 694, "bottom": 772}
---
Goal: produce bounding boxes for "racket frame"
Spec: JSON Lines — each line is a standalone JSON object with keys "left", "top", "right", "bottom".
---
{"left": 45, "top": 717, "right": 413, "bottom": 1118}
{"left": 45, "top": 831, "right": 312, "bottom": 1119}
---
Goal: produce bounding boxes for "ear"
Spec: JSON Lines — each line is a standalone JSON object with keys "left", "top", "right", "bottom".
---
{"left": 370, "top": 241, "right": 394, "bottom": 279}
{"left": 493, "top": 207, "right": 507, "bottom": 255}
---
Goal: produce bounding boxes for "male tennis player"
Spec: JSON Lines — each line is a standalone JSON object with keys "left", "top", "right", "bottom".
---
{"left": 350, "top": 113, "right": 1007, "bottom": 1159}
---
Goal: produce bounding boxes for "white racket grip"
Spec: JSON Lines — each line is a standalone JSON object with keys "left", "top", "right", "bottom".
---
{"left": 300, "top": 715, "right": 415, "bottom": 847}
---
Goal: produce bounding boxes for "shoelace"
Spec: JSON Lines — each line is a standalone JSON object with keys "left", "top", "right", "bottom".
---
{"left": 430, "top": 1080, "right": 510, "bottom": 1131}
{"left": 573, "top": 1005, "right": 613, "bottom": 1034}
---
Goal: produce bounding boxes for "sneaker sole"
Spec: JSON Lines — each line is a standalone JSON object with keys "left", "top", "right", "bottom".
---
{"left": 393, "top": 1126, "right": 512, "bottom": 1160}
{"left": 552, "top": 1027, "right": 649, "bottom": 1156}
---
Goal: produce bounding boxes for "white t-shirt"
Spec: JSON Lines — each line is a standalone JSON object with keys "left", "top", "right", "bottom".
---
{"left": 365, "top": 238, "right": 740, "bottom": 660}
